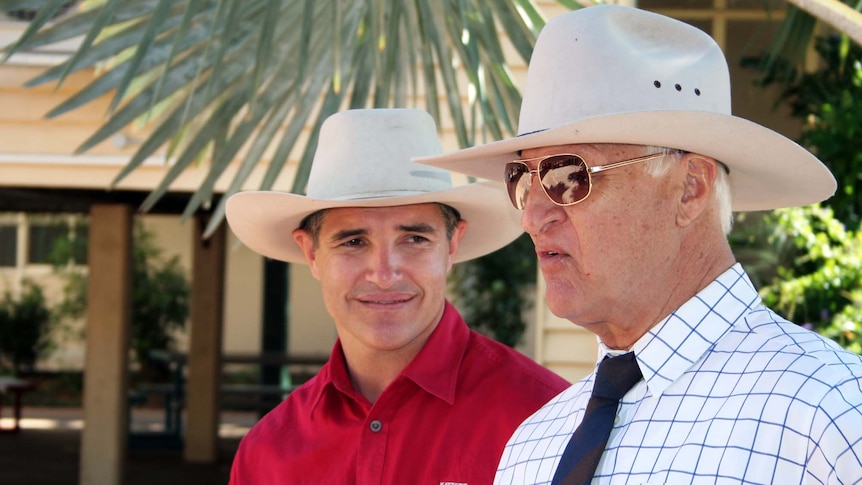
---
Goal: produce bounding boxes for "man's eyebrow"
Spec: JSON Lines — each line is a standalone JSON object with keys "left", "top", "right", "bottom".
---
{"left": 399, "top": 223, "right": 436, "bottom": 234}
{"left": 329, "top": 228, "right": 367, "bottom": 242}
{"left": 328, "top": 223, "right": 437, "bottom": 242}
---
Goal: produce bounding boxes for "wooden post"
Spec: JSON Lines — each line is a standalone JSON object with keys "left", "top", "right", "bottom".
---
{"left": 184, "top": 215, "right": 226, "bottom": 462}
{"left": 80, "top": 204, "right": 133, "bottom": 485}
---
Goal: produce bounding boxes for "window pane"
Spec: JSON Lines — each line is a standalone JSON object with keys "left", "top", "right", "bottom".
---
{"left": 72, "top": 224, "right": 89, "bottom": 265}
{"left": 0, "top": 226, "right": 16, "bottom": 267}
{"left": 28, "top": 223, "right": 69, "bottom": 264}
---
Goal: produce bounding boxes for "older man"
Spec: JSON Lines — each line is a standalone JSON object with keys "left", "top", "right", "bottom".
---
{"left": 225, "top": 108, "right": 568, "bottom": 484}
{"left": 420, "top": 5, "right": 862, "bottom": 485}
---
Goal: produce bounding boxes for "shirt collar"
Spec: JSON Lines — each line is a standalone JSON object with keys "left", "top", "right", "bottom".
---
{"left": 621, "top": 263, "right": 761, "bottom": 396}
{"left": 308, "top": 300, "right": 468, "bottom": 416}
{"left": 399, "top": 300, "right": 469, "bottom": 405}
{"left": 305, "top": 340, "right": 354, "bottom": 419}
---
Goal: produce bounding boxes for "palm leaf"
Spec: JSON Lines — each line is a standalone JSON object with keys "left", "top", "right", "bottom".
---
{"left": 55, "top": 0, "right": 123, "bottom": 82}
{"left": 0, "top": 0, "right": 577, "bottom": 236}
{"left": 1, "top": 0, "right": 74, "bottom": 61}
{"left": 761, "top": 1, "right": 862, "bottom": 84}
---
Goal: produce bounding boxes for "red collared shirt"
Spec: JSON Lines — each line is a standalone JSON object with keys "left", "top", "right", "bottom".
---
{"left": 229, "top": 301, "right": 568, "bottom": 485}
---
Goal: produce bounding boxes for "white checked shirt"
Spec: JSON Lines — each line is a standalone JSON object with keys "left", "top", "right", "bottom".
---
{"left": 495, "top": 264, "right": 862, "bottom": 484}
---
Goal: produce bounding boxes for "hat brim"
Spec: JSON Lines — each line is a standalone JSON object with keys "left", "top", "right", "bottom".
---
{"left": 416, "top": 111, "right": 836, "bottom": 212}
{"left": 225, "top": 182, "right": 523, "bottom": 264}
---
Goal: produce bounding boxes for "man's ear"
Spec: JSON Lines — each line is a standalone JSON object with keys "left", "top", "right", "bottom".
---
{"left": 677, "top": 154, "right": 719, "bottom": 227}
{"left": 446, "top": 220, "right": 469, "bottom": 270}
{"left": 292, "top": 229, "right": 321, "bottom": 279}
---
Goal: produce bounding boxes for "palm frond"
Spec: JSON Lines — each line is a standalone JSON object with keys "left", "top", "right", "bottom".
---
{"left": 761, "top": 0, "right": 862, "bottom": 84}
{"left": 0, "top": 0, "right": 575, "bottom": 236}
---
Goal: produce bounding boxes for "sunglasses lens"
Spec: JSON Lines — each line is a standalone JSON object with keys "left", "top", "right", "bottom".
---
{"left": 539, "top": 155, "right": 590, "bottom": 205}
{"left": 504, "top": 162, "right": 531, "bottom": 210}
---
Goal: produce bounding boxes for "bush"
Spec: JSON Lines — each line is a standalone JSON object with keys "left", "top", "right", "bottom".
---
{"left": 0, "top": 281, "right": 53, "bottom": 375}
{"left": 51, "top": 221, "right": 190, "bottom": 381}
{"left": 748, "top": 35, "right": 862, "bottom": 229}
{"left": 733, "top": 206, "right": 862, "bottom": 354}
{"left": 449, "top": 233, "right": 537, "bottom": 347}
{"left": 741, "top": 33, "right": 862, "bottom": 354}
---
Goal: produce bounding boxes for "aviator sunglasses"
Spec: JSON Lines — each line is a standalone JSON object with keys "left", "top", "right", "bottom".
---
{"left": 504, "top": 152, "right": 669, "bottom": 210}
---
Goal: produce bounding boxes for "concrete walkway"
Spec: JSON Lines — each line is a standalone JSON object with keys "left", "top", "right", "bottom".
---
{"left": 0, "top": 407, "right": 258, "bottom": 484}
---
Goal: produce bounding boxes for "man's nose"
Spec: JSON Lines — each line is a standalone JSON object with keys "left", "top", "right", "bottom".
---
{"left": 366, "top": 245, "right": 402, "bottom": 288}
{"left": 520, "top": 174, "right": 564, "bottom": 235}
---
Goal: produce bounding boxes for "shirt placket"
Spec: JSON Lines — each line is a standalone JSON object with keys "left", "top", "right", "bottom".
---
{"left": 355, "top": 384, "right": 402, "bottom": 485}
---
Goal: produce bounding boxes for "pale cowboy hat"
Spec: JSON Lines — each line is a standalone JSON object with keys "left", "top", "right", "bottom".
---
{"left": 225, "top": 108, "right": 523, "bottom": 264}
{"left": 416, "top": 5, "right": 836, "bottom": 211}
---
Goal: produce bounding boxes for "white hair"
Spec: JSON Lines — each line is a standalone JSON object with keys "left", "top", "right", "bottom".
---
{"left": 643, "top": 146, "right": 733, "bottom": 235}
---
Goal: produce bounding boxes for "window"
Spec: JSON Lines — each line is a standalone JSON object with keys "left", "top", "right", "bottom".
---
{"left": 70, "top": 224, "right": 88, "bottom": 265}
{"left": 28, "top": 222, "right": 69, "bottom": 265}
{"left": 0, "top": 226, "right": 16, "bottom": 267}
{"left": 26, "top": 220, "right": 88, "bottom": 266}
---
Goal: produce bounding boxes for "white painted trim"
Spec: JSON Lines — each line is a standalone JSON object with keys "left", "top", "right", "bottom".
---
{"left": 0, "top": 152, "right": 170, "bottom": 167}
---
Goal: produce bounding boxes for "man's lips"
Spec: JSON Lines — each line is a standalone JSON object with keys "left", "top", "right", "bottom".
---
{"left": 356, "top": 293, "right": 415, "bottom": 305}
{"left": 534, "top": 244, "right": 567, "bottom": 259}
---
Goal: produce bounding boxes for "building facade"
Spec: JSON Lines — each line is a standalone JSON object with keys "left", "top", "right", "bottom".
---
{"left": 1, "top": 0, "right": 806, "bottom": 384}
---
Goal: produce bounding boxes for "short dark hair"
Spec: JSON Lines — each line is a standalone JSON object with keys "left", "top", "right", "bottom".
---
{"left": 437, "top": 203, "right": 462, "bottom": 239}
{"left": 298, "top": 209, "right": 327, "bottom": 245}
{"left": 298, "top": 203, "right": 462, "bottom": 247}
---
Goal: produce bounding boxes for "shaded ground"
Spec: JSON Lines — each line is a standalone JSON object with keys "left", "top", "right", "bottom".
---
{"left": 0, "top": 407, "right": 255, "bottom": 485}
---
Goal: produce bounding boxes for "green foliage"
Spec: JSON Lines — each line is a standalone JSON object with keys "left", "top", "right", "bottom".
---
{"left": 732, "top": 206, "right": 862, "bottom": 354}
{"left": 728, "top": 212, "right": 789, "bottom": 290}
{"left": 0, "top": 280, "right": 53, "bottom": 375}
{"left": 739, "top": 33, "right": 862, "bottom": 354}
{"left": 791, "top": 36, "right": 862, "bottom": 228}
{"left": 128, "top": 227, "right": 190, "bottom": 379}
{"left": 798, "top": 92, "right": 862, "bottom": 228}
{"left": 749, "top": 35, "right": 862, "bottom": 228}
{"left": 449, "top": 233, "right": 536, "bottom": 347}
{"left": 51, "top": 221, "right": 190, "bottom": 380}
{"left": 0, "top": 0, "right": 577, "bottom": 236}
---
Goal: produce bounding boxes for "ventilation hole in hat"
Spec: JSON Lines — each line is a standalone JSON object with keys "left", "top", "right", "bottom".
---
{"left": 694, "top": 88, "right": 701, "bottom": 96}
{"left": 675, "top": 84, "right": 682, "bottom": 91}
{"left": 653, "top": 80, "right": 661, "bottom": 88}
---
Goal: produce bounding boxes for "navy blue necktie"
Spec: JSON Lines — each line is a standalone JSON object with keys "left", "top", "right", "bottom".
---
{"left": 551, "top": 352, "right": 643, "bottom": 485}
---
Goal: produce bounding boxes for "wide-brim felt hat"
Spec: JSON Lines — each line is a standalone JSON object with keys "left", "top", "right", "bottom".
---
{"left": 225, "top": 108, "right": 523, "bottom": 264}
{"left": 416, "top": 5, "right": 836, "bottom": 212}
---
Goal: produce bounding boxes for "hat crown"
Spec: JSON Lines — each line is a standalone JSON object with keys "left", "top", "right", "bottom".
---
{"left": 226, "top": 108, "right": 525, "bottom": 265}
{"left": 519, "top": 5, "right": 731, "bottom": 136}
{"left": 306, "top": 109, "right": 452, "bottom": 200}
{"left": 412, "top": 5, "right": 836, "bottom": 212}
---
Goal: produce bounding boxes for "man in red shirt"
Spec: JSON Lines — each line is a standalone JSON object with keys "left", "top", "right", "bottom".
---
{"left": 225, "top": 108, "right": 568, "bottom": 484}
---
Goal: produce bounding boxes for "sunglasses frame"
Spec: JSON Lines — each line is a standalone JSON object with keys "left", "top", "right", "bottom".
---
{"left": 505, "top": 151, "right": 669, "bottom": 210}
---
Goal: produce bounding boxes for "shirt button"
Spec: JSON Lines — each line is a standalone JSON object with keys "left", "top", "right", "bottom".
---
{"left": 369, "top": 420, "right": 383, "bottom": 432}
